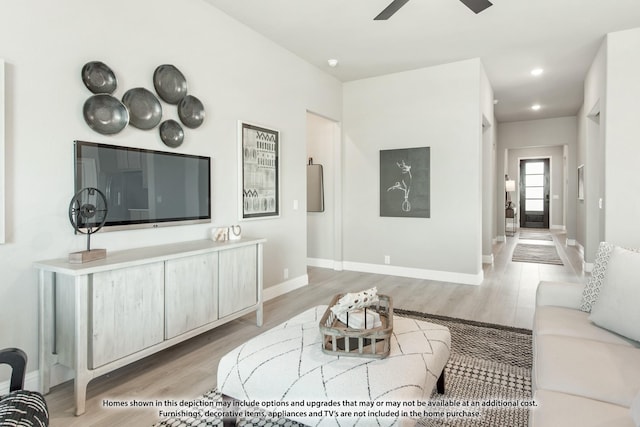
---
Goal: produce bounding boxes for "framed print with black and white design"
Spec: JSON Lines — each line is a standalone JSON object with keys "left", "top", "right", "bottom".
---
{"left": 239, "top": 121, "right": 279, "bottom": 219}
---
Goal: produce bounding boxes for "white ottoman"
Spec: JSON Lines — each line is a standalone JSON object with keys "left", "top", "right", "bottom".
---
{"left": 217, "top": 305, "right": 451, "bottom": 426}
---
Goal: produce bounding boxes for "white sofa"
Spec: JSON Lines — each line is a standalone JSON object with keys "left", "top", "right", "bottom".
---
{"left": 530, "top": 243, "right": 640, "bottom": 427}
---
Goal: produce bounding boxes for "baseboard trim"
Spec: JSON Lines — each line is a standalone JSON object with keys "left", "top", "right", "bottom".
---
{"left": 263, "top": 274, "right": 309, "bottom": 301}
{"left": 342, "top": 261, "right": 483, "bottom": 286}
{"left": 572, "top": 241, "right": 592, "bottom": 273}
{"left": 307, "top": 258, "right": 334, "bottom": 269}
{"left": 307, "top": 258, "right": 344, "bottom": 271}
{"left": 583, "top": 262, "right": 594, "bottom": 273}
{"left": 0, "top": 370, "right": 40, "bottom": 394}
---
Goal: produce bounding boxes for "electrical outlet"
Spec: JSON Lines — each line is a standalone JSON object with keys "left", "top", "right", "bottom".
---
{"left": 284, "top": 268, "right": 289, "bottom": 279}
{"left": 384, "top": 255, "right": 391, "bottom": 265}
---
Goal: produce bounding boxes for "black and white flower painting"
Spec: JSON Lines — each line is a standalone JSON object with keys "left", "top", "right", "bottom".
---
{"left": 379, "top": 147, "right": 430, "bottom": 218}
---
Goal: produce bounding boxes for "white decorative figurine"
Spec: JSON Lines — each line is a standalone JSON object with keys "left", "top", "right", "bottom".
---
{"left": 330, "top": 287, "right": 379, "bottom": 316}
{"left": 330, "top": 287, "right": 381, "bottom": 329}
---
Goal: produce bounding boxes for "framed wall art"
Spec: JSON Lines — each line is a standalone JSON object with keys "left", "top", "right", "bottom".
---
{"left": 238, "top": 121, "right": 280, "bottom": 219}
{"left": 380, "top": 147, "right": 430, "bottom": 218}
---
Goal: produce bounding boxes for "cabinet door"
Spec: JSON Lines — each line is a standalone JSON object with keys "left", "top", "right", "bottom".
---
{"left": 90, "top": 262, "right": 164, "bottom": 368}
{"left": 165, "top": 253, "right": 219, "bottom": 339}
{"left": 218, "top": 246, "right": 257, "bottom": 318}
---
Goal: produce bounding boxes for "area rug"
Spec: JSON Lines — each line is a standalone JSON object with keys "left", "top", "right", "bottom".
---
{"left": 512, "top": 243, "right": 563, "bottom": 265}
{"left": 518, "top": 231, "right": 553, "bottom": 241}
{"left": 153, "top": 312, "right": 532, "bottom": 427}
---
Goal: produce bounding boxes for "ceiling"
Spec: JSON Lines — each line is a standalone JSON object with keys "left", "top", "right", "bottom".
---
{"left": 204, "top": 0, "right": 640, "bottom": 122}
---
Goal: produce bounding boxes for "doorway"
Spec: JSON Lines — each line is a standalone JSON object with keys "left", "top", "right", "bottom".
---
{"left": 306, "top": 112, "right": 342, "bottom": 269}
{"left": 519, "top": 158, "right": 550, "bottom": 228}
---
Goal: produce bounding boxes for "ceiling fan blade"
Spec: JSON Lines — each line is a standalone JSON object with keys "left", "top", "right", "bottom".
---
{"left": 459, "top": 0, "right": 493, "bottom": 14}
{"left": 374, "top": 0, "right": 410, "bottom": 20}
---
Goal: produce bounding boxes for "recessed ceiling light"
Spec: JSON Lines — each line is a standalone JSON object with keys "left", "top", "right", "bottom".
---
{"left": 493, "top": 99, "right": 499, "bottom": 105}
{"left": 328, "top": 59, "right": 339, "bottom": 68}
{"left": 531, "top": 104, "right": 541, "bottom": 111}
{"left": 531, "top": 68, "right": 544, "bottom": 76}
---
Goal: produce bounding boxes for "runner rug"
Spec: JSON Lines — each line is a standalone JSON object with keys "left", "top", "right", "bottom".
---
{"left": 518, "top": 231, "right": 553, "bottom": 241}
{"left": 512, "top": 243, "right": 563, "bottom": 265}
{"left": 154, "top": 311, "right": 532, "bottom": 427}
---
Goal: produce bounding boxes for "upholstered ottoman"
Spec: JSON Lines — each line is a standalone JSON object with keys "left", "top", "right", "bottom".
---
{"left": 217, "top": 305, "right": 451, "bottom": 426}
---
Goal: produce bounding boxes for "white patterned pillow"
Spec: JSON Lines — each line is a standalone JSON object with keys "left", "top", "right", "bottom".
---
{"left": 579, "top": 242, "right": 614, "bottom": 312}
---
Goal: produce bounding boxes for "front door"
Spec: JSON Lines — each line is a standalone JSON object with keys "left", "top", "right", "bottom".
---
{"left": 519, "top": 159, "right": 550, "bottom": 228}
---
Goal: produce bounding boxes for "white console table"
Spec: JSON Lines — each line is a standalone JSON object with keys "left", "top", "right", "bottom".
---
{"left": 35, "top": 237, "right": 265, "bottom": 415}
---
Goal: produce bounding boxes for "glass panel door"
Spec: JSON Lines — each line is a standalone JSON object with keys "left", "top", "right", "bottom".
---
{"left": 519, "top": 159, "right": 550, "bottom": 228}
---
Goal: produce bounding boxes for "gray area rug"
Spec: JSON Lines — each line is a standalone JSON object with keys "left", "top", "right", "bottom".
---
{"left": 512, "top": 243, "right": 563, "bottom": 265}
{"left": 154, "top": 312, "right": 532, "bottom": 427}
{"left": 518, "top": 231, "right": 552, "bottom": 241}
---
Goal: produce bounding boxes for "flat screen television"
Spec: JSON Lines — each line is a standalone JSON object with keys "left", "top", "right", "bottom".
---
{"left": 74, "top": 140, "right": 211, "bottom": 231}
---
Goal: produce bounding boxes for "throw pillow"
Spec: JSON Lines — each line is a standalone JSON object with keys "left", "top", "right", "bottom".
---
{"left": 580, "top": 242, "right": 614, "bottom": 312}
{"left": 589, "top": 246, "right": 640, "bottom": 342}
{"left": 632, "top": 390, "right": 640, "bottom": 427}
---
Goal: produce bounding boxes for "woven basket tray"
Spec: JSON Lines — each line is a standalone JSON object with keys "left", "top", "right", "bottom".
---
{"left": 319, "top": 294, "right": 393, "bottom": 359}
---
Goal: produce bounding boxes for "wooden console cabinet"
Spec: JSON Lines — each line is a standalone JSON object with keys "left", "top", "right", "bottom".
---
{"left": 35, "top": 238, "right": 265, "bottom": 415}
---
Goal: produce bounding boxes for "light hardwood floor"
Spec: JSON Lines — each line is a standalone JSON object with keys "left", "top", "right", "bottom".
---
{"left": 45, "top": 230, "right": 585, "bottom": 426}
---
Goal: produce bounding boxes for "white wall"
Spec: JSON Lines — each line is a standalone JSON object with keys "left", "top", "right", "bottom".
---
{"left": 497, "top": 117, "right": 578, "bottom": 235}
{"left": 0, "top": 59, "right": 4, "bottom": 244}
{"left": 579, "top": 37, "right": 606, "bottom": 264}
{"left": 604, "top": 28, "right": 640, "bottom": 248}
{"left": 576, "top": 27, "right": 640, "bottom": 268}
{"left": 342, "top": 59, "right": 488, "bottom": 284}
{"left": 577, "top": 27, "right": 640, "bottom": 266}
{"left": 481, "top": 66, "right": 496, "bottom": 262}
{"left": 0, "top": 0, "right": 341, "bottom": 381}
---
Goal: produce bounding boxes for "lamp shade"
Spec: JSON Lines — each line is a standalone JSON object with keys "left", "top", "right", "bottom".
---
{"left": 505, "top": 180, "right": 516, "bottom": 192}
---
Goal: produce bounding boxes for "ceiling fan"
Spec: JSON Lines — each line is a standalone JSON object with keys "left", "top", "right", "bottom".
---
{"left": 374, "top": 0, "right": 493, "bottom": 20}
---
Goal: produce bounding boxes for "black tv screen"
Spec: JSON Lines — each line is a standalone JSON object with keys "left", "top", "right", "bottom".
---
{"left": 74, "top": 140, "right": 211, "bottom": 230}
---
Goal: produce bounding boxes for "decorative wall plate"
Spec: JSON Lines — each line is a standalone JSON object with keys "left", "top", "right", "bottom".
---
{"left": 83, "top": 94, "right": 129, "bottom": 135}
{"left": 159, "top": 119, "right": 184, "bottom": 148}
{"left": 178, "top": 95, "right": 205, "bottom": 129}
{"left": 122, "top": 87, "right": 162, "bottom": 130}
{"left": 153, "top": 64, "right": 187, "bottom": 104}
{"left": 81, "top": 61, "right": 117, "bottom": 94}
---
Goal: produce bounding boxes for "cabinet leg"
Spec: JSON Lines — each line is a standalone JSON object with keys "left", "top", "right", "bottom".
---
{"left": 256, "top": 303, "right": 263, "bottom": 327}
{"left": 74, "top": 375, "right": 89, "bottom": 415}
{"left": 38, "top": 272, "right": 53, "bottom": 394}
{"left": 74, "top": 276, "right": 90, "bottom": 416}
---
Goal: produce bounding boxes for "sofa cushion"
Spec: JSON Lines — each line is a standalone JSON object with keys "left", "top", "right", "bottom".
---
{"left": 530, "top": 390, "right": 635, "bottom": 427}
{"left": 534, "top": 306, "right": 639, "bottom": 347}
{"left": 589, "top": 246, "right": 640, "bottom": 343}
{"left": 536, "top": 280, "right": 585, "bottom": 309}
{"left": 534, "top": 334, "right": 640, "bottom": 407}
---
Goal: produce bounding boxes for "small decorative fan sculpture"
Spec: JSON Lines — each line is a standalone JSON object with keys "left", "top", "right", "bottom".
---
{"left": 68, "top": 187, "right": 108, "bottom": 263}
